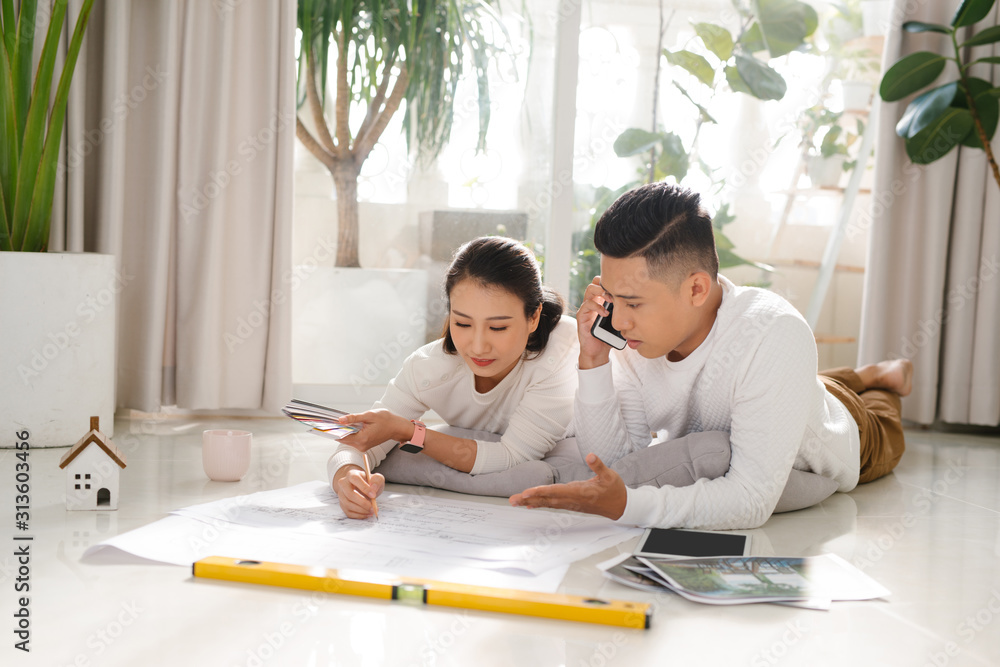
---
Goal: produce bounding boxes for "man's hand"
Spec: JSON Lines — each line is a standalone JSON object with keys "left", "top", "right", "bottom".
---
{"left": 333, "top": 465, "right": 385, "bottom": 519}
{"left": 576, "top": 277, "right": 613, "bottom": 370}
{"left": 509, "top": 454, "right": 627, "bottom": 520}
{"left": 336, "top": 408, "right": 412, "bottom": 452}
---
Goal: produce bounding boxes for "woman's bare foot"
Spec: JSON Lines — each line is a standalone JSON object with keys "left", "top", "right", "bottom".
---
{"left": 856, "top": 359, "right": 913, "bottom": 396}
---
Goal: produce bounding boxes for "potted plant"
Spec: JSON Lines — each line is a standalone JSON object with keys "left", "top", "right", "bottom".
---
{"left": 799, "top": 106, "right": 863, "bottom": 188}
{"left": 295, "top": 0, "right": 506, "bottom": 268}
{"left": 878, "top": 0, "right": 1000, "bottom": 190}
{"left": 820, "top": 3, "right": 882, "bottom": 111}
{"left": 570, "top": 0, "right": 817, "bottom": 304}
{"left": 836, "top": 41, "right": 881, "bottom": 110}
{"left": 1, "top": 0, "right": 110, "bottom": 449}
{"left": 291, "top": 1, "right": 510, "bottom": 392}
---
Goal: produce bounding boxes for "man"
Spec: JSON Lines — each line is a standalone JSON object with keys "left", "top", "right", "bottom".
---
{"left": 510, "top": 182, "right": 911, "bottom": 529}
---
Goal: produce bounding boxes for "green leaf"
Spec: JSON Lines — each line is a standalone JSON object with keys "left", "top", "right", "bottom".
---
{"left": 663, "top": 48, "right": 715, "bottom": 88}
{"left": 879, "top": 51, "right": 947, "bottom": 102}
{"left": 0, "top": 32, "right": 17, "bottom": 228}
{"left": 718, "top": 245, "right": 772, "bottom": 271}
{"left": 613, "top": 128, "right": 662, "bottom": 157}
{"left": 10, "top": 0, "right": 65, "bottom": 251}
{"left": 724, "top": 65, "right": 753, "bottom": 94}
{"left": 11, "top": 0, "right": 36, "bottom": 143}
{"left": 752, "top": 0, "right": 819, "bottom": 58}
{"left": 952, "top": 0, "right": 996, "bottom": 28}
{"left": 21, "top": 0, "right": 95, "bottom": 252}
{"left": 713, "top": 202, "right": 736, "bottom": 230}
{"left": 963, "top": 25, "right": 1000, "bottom": 48}
{"left": 0, "top": 172, "right": 8, "bottom": 251}
{"left": 734, "top": 54, "right": 787, "bottom": 100}
{"left": 895, "top": 82, "right": 959, "bottom": 139}
{"left": 714, "top": 229, "right": 735, "bottom": 251}
{"left": 673, "top": 81, "right": 718, "bottom": 124}
{"left": 740, "top": 23, "right": 767, "bottom": 53}
{"left": 2, "top": 0, "right": 17, "bottom": 60}
{"left": 904, "top": 107, "right": 974, "bottom": 164}
{"left": 971, "top": 56, "right": 1000, "bottom": 65}
{"left": 657, "top": 132, "right": 689, "bottom": 182}
{"left": 903, "top": 21, "right": 952, "bottom": 34}
{"left": 820, "top": 125, "right": 845, "bottom": 157}
{"left": 692, "top": 22, "right": 734, "bottom": 61}
{"left": 954, "top": 77, "right": 999, "bottom": 148}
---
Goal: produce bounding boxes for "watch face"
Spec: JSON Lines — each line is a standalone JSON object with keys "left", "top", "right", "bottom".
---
{"left": 399, "top": 442, "right": 422, "bottom": 453}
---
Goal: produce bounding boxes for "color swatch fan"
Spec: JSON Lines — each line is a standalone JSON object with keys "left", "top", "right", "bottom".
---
{"left": 282, "top": 399, "right": 360, "bottom": 440}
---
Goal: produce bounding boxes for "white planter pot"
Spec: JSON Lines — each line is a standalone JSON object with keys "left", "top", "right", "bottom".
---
{"left": 840, "top": 80, "right": 874, "bottom": 111}
{"left": 807, "top": 155, "right": 848, "bottom": 188}
{"left": 292, "top": 267, "right": 428, "bottom": 386}
{"left": 861, "top": 0, "right": 891, "bottom": 37}
{"left": 0, "top": 252, "right": 117, "bottom": 448}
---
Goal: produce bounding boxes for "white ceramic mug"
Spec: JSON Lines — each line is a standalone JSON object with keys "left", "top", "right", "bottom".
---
{"left": 202, "top": 429, "right": 252, "bottom": 482}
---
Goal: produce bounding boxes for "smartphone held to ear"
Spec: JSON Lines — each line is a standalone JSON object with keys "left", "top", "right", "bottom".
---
{"left": 590, "top": 303, "right": 627, "bottom": 350}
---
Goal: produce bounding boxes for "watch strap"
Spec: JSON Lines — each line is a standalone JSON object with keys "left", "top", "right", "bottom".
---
{"left": 399, "top": 420, "right": 426, "bottom": 453}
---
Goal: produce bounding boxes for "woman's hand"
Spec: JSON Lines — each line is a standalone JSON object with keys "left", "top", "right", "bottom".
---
{"left": 332, "top": 464, "right": 385, "bottom": 519}
{"left": 576, "top": 277, "right": 613, "bottom": 370}
{"left": 336, "top": 408, "right": 413, "bottom": 452}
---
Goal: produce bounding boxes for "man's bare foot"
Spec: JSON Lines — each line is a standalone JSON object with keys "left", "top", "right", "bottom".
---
{"left": 856, "top": 359, "right": 913, "bottom": 396}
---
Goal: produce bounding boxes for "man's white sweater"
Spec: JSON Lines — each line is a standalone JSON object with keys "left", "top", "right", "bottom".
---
{"left": 575, "top": 276, "right": 860, "bottom": 530}
{"left": 329, "top": 316, "right": 579, "bottom": 478}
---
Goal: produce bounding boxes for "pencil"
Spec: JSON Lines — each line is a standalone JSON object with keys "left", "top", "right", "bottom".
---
{"left": 362, "top": 453, "right": 379, "bottom": 521}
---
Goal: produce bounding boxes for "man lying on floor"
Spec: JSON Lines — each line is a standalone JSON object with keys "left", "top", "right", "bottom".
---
{"left": 509, "top": 182, "right": 912, "bottom": 530}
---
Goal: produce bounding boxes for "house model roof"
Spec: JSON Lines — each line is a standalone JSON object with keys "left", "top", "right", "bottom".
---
{"left": 58, "top": 416, "right": 127, "bottom": 469}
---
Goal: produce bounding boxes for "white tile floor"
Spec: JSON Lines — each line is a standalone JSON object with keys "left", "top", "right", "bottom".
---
{"left": 3, "top": 418, "right": 999, "bottom": 666}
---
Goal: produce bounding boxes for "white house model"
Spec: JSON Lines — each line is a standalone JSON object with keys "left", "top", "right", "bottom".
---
{"left": 58, "top": 417, "right": 127, "bottom": 510}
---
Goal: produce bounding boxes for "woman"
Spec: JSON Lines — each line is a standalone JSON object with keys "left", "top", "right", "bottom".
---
{"left": 329, "top": 236, "right": 578, "bottom": 518}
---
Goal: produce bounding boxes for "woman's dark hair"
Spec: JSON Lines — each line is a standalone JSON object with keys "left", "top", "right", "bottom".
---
{"left": 594, "top": 182, "right": 719, "bottom": 284}
{"left": 441, "top": 236, "right": 564, "bottom": 358}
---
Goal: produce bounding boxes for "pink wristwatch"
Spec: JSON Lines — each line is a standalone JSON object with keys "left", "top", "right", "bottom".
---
{"left": 399, "top": 420, "right": 426, "bottom": 453}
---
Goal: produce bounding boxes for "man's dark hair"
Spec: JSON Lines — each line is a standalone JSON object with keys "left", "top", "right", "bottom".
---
{"left": 593, "top": 182, "right": 719, "bottom": 284}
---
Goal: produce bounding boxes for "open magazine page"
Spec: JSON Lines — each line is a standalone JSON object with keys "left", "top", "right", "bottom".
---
{"left": 638, "top": 556, "right": 819, "bottom": 605}
{"left": 634, "top": 554, "right": 889, "bottom": 607}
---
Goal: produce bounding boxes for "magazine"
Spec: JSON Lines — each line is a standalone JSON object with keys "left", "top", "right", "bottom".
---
{"left": 282, "top": 399, "right": 361, "bottom": 440}
{"left": 599, "top": 553, "right": 889, "bottom": 608}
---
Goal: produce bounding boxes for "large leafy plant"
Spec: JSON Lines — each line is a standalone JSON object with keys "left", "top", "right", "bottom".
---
{"left": 571, "top": 0, "right": 817, "bottom": 305}
{"left": 296, "top": 0, "right": 508, "bottom": 268}
{"left": 1, "top": 0, "right": 95, "bottom": 252}
{"left": 878, "top": 0, "right": 1000, "bottom": 189}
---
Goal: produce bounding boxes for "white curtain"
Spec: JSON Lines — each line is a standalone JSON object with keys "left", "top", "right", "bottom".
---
{"left": 49, "top": 0, "right": 294, "bottom": 412}
{"left": 859, "top": 1, "right": 1000, "bottom": 427}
